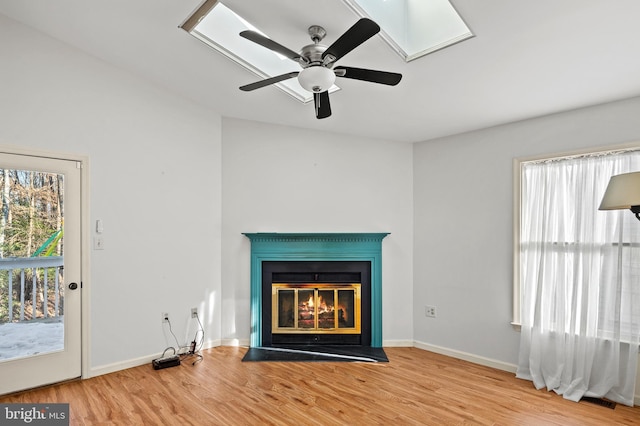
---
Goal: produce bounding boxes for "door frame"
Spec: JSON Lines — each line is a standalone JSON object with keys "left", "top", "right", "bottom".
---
{"left": 0, "top": 143, "right": 91, "bottom": 382}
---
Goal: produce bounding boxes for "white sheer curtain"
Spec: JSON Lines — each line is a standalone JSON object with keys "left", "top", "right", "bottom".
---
{"left": 516, "top": 150, "right": 640, "bottom": 406}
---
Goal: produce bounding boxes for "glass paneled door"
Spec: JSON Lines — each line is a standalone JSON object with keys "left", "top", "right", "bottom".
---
{"left": 0, "top": 152, "right": 82, "bottom": 395}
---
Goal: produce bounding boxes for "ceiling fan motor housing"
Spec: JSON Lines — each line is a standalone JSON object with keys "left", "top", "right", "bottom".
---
{"left": 299, "top": 44, "right": 329, "bottom": 68}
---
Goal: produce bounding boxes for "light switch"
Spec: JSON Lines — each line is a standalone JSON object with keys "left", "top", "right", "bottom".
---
{"left": 93, "top": 236, "right": 104, "bottom": 250}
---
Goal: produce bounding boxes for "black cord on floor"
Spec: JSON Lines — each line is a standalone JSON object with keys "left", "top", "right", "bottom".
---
{"left": 179, "top": 312, "right": 205, "bottom": 365}
{"left": 161, "top": 313, "right": 205, "bottom": 365}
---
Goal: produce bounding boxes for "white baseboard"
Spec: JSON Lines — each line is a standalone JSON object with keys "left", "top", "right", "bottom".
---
{"left": 221, "top": 338, "right": 250, "bottom": 347}
{"left": 412, "top": 340, "right": 518, "bottom": 374}
{"left": 382, "top": 339, "right": 414, "bottom": 347}
{"left": 87, "top": 339, "right": 221, "bottom": 378}
{"left": 88, "top": 353, "right": 158, "bottom": 378}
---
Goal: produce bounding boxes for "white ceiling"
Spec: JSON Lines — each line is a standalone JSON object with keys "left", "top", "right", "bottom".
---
{"left": 2, "top": 0, "right": 640, "bottom": 143}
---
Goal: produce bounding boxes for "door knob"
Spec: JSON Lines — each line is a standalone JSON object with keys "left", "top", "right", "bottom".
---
{"left": 69, "top": 282, "right": 79, "bottom": 290}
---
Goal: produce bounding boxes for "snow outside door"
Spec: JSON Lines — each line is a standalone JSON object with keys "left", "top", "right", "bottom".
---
{"left": 0, "top": 152, "right": 82, "bottom": 395}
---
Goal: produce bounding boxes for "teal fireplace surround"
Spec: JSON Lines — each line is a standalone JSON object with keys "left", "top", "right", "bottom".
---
{"left": 243, "top": 233, "right": 389, "bottom": 348}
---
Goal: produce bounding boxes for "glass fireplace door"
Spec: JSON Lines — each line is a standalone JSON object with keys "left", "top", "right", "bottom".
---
{"left": 272, "top": 284, "right": 361, "bottom": 334}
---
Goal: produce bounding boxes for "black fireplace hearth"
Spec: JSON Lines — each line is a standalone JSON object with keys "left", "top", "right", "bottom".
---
{"left": 242, "top": 345, "right": 389, "bottom": 362}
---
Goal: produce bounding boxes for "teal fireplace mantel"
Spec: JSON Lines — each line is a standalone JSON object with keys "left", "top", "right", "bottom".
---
{"left": 243, "top": 233, "right": 389, "bottom": 348}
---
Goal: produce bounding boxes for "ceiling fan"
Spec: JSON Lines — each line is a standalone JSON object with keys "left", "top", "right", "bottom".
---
{"left": 239, "top": 18, "right": 402, "bottom": 119}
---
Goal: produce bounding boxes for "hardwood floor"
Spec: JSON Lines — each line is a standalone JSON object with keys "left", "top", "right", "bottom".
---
{"left": 1, "top": 346, "right": 639, "bottom": 425}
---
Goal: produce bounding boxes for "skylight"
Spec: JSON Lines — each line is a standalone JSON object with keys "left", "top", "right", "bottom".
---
{"left": 343, "top": 0, "right": 473, "bottom": 62}
{"left": 180, "top": 0, "right": 322, "bottom": 103}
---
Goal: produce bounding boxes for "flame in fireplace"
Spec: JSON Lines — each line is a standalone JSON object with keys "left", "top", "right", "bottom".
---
{"left": 301, "top": 295, "right": 335, "bottom": 313}
{"left": 317, "top": 295, "right": 333, "bottom": 314}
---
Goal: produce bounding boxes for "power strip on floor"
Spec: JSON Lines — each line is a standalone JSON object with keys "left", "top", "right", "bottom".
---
{"left": 152, "top": 355, "right": 180, "bottom": 370}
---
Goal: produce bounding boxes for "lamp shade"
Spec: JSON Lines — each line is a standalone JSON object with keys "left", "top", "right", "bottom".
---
{"left": 297, "top": 66, "right": 335, "bottom": 93}
{"left": 599, "top": 171, "right": 640, "bottom": 210}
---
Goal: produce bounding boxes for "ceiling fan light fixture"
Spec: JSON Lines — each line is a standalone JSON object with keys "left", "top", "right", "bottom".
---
{"left": 298, "top": 66, "right": 336, "bottom": 93}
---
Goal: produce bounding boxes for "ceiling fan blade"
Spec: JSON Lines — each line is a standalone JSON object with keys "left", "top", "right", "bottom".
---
{"left": 240, "top": 30, "right": 306, "bottom": 63}
{"left": 322, "top": 18, "right": 380, "bottom": 65}
{"left": 314, "top": 91, "right": 331, "bottom": 119}
{"left": 334, "top": 66, "right": 402, "bottom": 86}
{"left": 239, "top": 72, "right": 299, "bottom": 91}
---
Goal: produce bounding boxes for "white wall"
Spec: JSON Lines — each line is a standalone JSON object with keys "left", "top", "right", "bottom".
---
{"left": 413, "top": 96, "right": 640, "bottom": 370}
{"left": 0, "top": 15, "right": 223, "bottom": 372}
{"left": 221, "top": 118, "right": 414, "bottom": 345}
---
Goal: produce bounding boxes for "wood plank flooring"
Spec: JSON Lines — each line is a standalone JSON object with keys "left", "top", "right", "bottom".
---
{"left": 1, "top": 346, "right": 639, "bottom": 425}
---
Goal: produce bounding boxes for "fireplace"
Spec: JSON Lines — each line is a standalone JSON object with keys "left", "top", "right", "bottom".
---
{"left": 244, "top": 233, "right": 388, "bottom": 350}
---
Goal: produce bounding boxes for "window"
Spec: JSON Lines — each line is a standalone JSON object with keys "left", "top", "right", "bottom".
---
{"left": 514, "top": 146, "right": 640, "bottom": 341}
{"left": 343, "top": 0, "right": 473, "bottom": 61}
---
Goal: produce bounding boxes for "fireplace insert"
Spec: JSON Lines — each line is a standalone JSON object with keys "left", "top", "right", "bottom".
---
{"left": 272, "top": 283, "right": 361, "bottom": 333}
{"left": 261, "top": 261, "right": 371, "bottom": 346}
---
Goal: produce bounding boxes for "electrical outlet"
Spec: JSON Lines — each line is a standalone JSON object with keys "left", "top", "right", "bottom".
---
{"left": 191, "top": 307, "right": 198, "bottom": 318}
{"left": 425, "top": 305, "right": 437, "bottom": 318}
{"left": 162, "top": 312, "right": 169, "bottom": 323}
